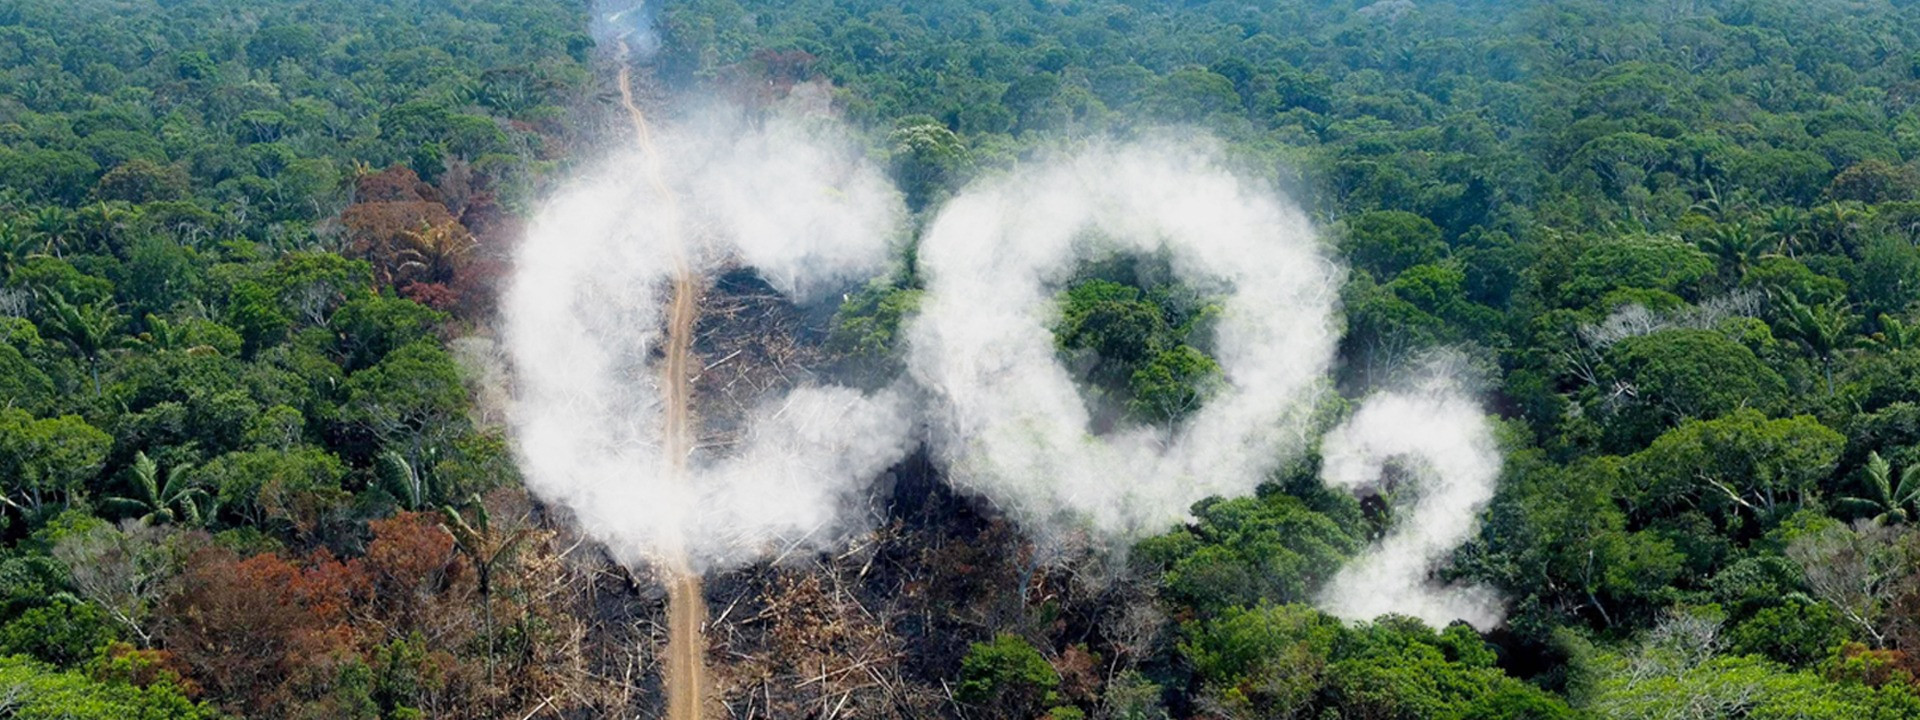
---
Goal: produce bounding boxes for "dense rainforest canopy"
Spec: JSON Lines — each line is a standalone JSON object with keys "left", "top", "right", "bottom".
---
{"left": 4, "top": 0, "right": 1920, "bottom": 718}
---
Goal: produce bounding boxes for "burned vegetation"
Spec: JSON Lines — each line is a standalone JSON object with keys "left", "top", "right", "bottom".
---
{"left": 688, "top": 267, "right": 835, "bottom": 456}
{"left": 588, "top": 266, "right": 1159, "bottom": 719}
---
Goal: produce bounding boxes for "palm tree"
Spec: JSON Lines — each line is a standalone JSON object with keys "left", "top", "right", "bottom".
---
{"left": 26, "top": 206, "right": 74, "bottom": 256}
{"left": 1809, "top": 201, "right": 1870, "bottom": 253}
{"left": 393, "top": 219, "right": 474, "bottom": 286}
{"left": 377, "top": 449, "right": 432, "bottom": 511}
{"left": 75, "top": 201, "right": 137, "bottom": 253}
{"left": 40, "top": 290, "right": 125, "bottom": 397}
{"left": 1870, "top": 314, "right": 1914, "bottom": 353}
{"left": 1759, "top": 205, "right": 1808, "bottom": 257}
{"left": 134, "top": 314, "right": 181, "bottom": 353}
{"left": 0, "top": 220, "right": 39, "bottom": 277}
{"left": 1775, "top": 291, "right": 1856, "bottom": 396}
{"left": 1688, "top": 179, "right": 1751, "bottom": 222}
{"left": 1694, "top": 222, "right": 1771, "bottom": 280}
{"left": 102, "top": 451, "right": 208, "bottom": 526}
{"left": 441, "top": 495, "right": 531, "bottom": 687}
{"left": 1837, "top": 452, "right": 1920, "bottom": 526}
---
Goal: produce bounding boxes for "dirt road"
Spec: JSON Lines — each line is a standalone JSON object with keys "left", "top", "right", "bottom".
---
{"left": 616, "top": 38, "right": 708, "bottom": 720}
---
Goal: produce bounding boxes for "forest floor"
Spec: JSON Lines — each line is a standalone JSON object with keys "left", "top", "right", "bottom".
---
{"left": 616, "top": 37, "right": 710, "bottom": 720}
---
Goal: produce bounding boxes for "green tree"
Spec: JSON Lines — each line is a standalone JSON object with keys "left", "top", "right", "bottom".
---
{"left": 1341, "top": 210, "right": 1447, "bottom": 281}
{"left": 0, "top": 221, "right": 40, "bottom": 278}
{"left": 377, "top": 450, "right": 429, "bottom": 511}
{"left": 1854, "top": 235, "right": 1920, "bottom": 320}
{"left": 0, "top": 149, "right": 100, "bottom": 205}
{"left": 197, "top": 446, "right": 347, "bottom": 531}
{"left": 1868, "top": 314, "right": 1915, "bottom": 353}
{"left": 1327, "top": 616, "right": 1574, "bottom": 719}
{"left": 1836, "top": 452, "right": 1920, "bottom": 526}
{"left": 0, "top": 341, "right": 56, "bottom": 415}
{"left": 0, "top": 599, "right": 117, "bottom": 667}
{"left": 828, "top": 283, "right": 923, "bottom": 368}
{"left": 1827, "top": 159, "right": 1920, "bottom": 204}
{"left": 1056, "top": 279, "right": 1167, "bottom": 378}
{"left": 1180, "top": 603, "right": 1339, "bottom": 717}
{"left": 1775, "top": 292, "right": 1858, "bottom": 396}
{"left": 1546, "top": 234, "right": 1716, "bottom": 311}
{"left": 1127, "top": 345, "right": 1223, "bottom": 424}
{"left": 22, "top": 207, "right": 76, "bottom": 258}
{"left": 246, "top": 23, "right": 321, "bottom": 67}
{"left": 1137, "top": 493, "right": 1358, "bottom": 616}
{"left": 38, "top": 290, "right": 123, "bottom": 396}
{"left": 1145, "top": 66, "right": 1240, "bottom": 121}
{"left": 887, "top": 118, "right": 970, "bottom": 210}
{"left": 1728, "top": 149, "right": 1834, "bottom": 206}
{"left": 1576, "top": 132, "right": 1671, "bottom": 197}
{"left": 1628, "top": 410, "right": 1844, "bottom": 525}
{"left": 958, "top": 634, "right": 1062, "bottom": 719}
{"left": 340, "top": 340, "right": 468, "bottom": 465}
{"left": 1725, "top": 598, "right": 1850, "bottom": 668}
{"left": 92, "top": 159, "right": 191, "bottom": 204}
{"left": 0, "top": 655, "right": 206, "bottom": 719}
{"left": 72, "top": 201, "right": 138, "bottom": 256}
{"left": 1693, "top": 222, "right": 1772, "bottom": 281}
{"left": 102, "top": 451, "right": 207, "bottom": 526}
{"left": 0, "top": 410, "right": 110, "bottom": 519}
{"left": 1479, "top": 453, "right": 1689, "bottom": 630}
{"left": 1605, "top": 329, "right": 1787, "bottom": 435}
{"left": 329, "top": 292, "right": 442, "bottom": 372}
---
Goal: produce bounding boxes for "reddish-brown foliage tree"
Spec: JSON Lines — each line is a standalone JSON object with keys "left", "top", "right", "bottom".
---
{"left": 1053, "top": 644, "right": 1103, "bottom": 706}
{"left": 353, "top": 165, "right": 442, "bottom": 205}
{"left": 445, "top": 180, "right": 518, "bottom": 318}
{"left": 159, "top": 502, "right": 611, "bottom": 717}
{"left": 400, "top": 281, "right": 460, "bottom": 311}
{"left": 361, "top": 512, "right": 468, "bottom": 634}
{"left": 162, "top": 544, "right": 363, "bottom": 715}
{"left": 340, "top": 166, "right": 475, "bottom": 291}
{"left": 456, "top": 190, "right": 517, "bottom": 247}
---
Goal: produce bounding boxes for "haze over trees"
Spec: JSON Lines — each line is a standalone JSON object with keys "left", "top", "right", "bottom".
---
{"left": 3, "top": 0, "right": 1920, "bottom": 717}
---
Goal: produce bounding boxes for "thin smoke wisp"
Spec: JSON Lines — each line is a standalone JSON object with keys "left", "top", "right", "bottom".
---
{"left": 593, "top": 0, "right": 660, "bottom": 60}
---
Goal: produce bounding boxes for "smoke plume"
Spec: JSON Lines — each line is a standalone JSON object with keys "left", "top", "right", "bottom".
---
{"left": 501, "top": 107, "right": 915, "bottom": 572}
{"left": 904, "top": 142, "right": 1343, "bottom": 540}
{"left": 508, "top": 38, "right": 1505, "bottom": 619}
{"left": 902, "top": 141, "right": 1505, "bottom": 627}
{"left": 1315, "top": 371, "right": 1504, "bottom": 629}
{"left": 593, "top": 0, "right": 660, "bottom": 60}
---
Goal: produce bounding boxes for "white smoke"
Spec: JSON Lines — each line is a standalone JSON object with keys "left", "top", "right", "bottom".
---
{"left": 900, "top": 141, "right": 1506, "bottom": 628}
{"left": 677, "top": 114, "right": 910, "bottom": 301}
{"left": 904, "top": 142, "right": 1344, "bottom": 540}
{"left": 1315, "top": 372, "right": 1504, "bottom": 629}
{"left": 501, "top": 108, "right": 915, "bottom": 572}
{"left": 593, "top": 0, "right": 660, "bottom": 60}
{"left": 509, "top": 101, "right": 1506, "bottom": 623}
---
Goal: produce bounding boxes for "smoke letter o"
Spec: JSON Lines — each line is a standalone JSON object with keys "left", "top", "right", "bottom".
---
{"left": 905, "top": 144, "right": 1342, "bottom": 538}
